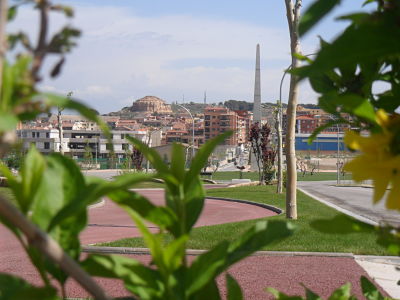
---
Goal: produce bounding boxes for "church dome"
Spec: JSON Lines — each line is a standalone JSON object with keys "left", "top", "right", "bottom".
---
{"left": 131, "top": 96, "right": 172, "bottom": 114}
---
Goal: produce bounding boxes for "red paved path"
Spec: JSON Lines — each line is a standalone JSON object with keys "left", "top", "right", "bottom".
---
{"left": 0, "top": 188, "right": 385, "bottom": 299}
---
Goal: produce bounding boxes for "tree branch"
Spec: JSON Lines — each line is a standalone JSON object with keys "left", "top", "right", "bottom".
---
{"left": 284, "top": 0, "right": 294, "bottom": 35}
{"left": 32, "top": 0, "right": 50, "bottom": 81}
{"left": 0, "top": 0, "right": 8, "bottom": 92}
{"left": 0, "top": 195, "right": 111, "bottom": 300}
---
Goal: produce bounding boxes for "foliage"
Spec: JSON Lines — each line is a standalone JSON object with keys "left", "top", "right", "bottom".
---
{"left": 249, "top": 122, "right": 276, "bottom": 184}
{"left": 131, "top": 146, "right": 144, "bottom": 170}
{"left": 282, "top": 0, "right": 400, "bottom": 298}
{"left": 224, "top": 100, "right": 253, "bottom": 112}
{"left": 83, "top": 140, "right": 93, "bottom": 168}
{"left": 81, "top": 133, "right": 295, "bottom": 299}
{"left": 267, "top": 275, "right": 391, "bottom": 300}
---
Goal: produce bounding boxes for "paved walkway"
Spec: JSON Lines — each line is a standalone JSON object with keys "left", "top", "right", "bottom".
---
{"left": 298, "top": 180, "right": 400, "bottom": 226}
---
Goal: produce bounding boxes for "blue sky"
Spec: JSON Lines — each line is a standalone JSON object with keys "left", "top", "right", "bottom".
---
{"left": 10, "top": 0, "right": 369, "bottom": 113}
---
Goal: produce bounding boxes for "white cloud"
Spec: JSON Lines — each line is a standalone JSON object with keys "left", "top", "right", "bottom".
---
{"left": 10, "top": 4, "right": 319, "bottom": 113}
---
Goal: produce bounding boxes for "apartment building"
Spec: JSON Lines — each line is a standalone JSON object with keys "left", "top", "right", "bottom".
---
{"left": 204, "top": 106, "right": 251, "bottom": 146}
{"left": 17, "top": 127, "right": 162, "bottom": 159}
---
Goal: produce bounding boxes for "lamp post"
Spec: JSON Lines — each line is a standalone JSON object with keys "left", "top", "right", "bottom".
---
{"left": 336, "top": 123, "right": 340, "bottom": 185}
{"left": 177, "top": 104, "right": 195, "bottom": 161}
{"left": 326, "top": 115, "right": 340, "bottom": 185}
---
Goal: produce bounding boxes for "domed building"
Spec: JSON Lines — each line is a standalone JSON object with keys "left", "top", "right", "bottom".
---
{"left": 131, "top": 96, "right": 172, "bottom": 114}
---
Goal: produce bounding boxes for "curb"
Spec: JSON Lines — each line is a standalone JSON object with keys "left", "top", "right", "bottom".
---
{"left": 206, "top": 196, "right": 283, "bottom": 215}
{"left": 88, "top": 198, "right": 106, "bottom": 209}
{"left": 297, "top": 187, "right": 378, "bottom": 226}
{"left": 82, "top": 245, "right": 354, "bottom": 258}
{"left": 228, "top": 181, "right": 260, "bottom": 188}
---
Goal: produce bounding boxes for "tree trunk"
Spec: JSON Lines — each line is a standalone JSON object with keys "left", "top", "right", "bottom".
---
{"left": 284, "top": 0, "right": 301, "bottom": 219}
{"left": 0, "top": 0, "right": 8, "bottom": 92}
{"left": 58, "top": 109, "right": 64, "bottom": 155}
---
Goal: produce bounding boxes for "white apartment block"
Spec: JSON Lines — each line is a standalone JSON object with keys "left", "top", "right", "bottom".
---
{"left": 17, "top": 128, "right": 162, "bottom": 159}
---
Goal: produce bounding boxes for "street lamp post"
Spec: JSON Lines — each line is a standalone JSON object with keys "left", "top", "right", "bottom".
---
{"left": 177, "top": 104, "right": 195, "bottom": 161}
{"left": 336, "top": 123, "right": 340, "bottom": 185}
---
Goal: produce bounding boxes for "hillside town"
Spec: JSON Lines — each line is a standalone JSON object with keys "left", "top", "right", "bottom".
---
{"left": 15, "top": 95, "right": 347, "bottom": 169}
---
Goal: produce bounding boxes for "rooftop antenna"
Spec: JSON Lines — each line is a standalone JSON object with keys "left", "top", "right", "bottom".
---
{"left": 204, "top": 90, "right": 207, "bottom": 105}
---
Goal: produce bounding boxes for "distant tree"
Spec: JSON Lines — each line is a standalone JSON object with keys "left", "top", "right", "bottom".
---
{"left": 131, "top": 146, "right": 144, "bottom": 170}
{"left": 224, "top": 100, "right": 253, "bottom": 111}
{"left": 249, "top": 122, "right": 276, "bottom": 184}
{"left": 83, "top": 141, "right": 93, "bottom": 168}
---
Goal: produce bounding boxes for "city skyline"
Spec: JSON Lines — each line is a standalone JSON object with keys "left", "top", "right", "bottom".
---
{"left": 9, "top": 0, "right": 367, "bottom": 113}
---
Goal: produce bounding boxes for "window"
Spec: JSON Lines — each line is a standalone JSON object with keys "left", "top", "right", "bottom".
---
{"left": 122, "top": 144, "right": 129, "bottom": 150}
{"left": 44, "top": 142, "right": 50, "bottom": 149}
{"left": 106, "top": 143, "right": 113, "bottom": 150}
{"left": 46, "top": 132, "right": 50, "bottom": 138}
{"left": 32, "top": 132, "right": 36, "bottom": 138}
{"left": 121, "top": 134, "right": 125, "bottom": 139}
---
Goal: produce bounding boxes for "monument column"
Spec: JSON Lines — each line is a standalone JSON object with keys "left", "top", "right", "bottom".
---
{"left": 253, "top": 44, "right": 261, "bottom": 123}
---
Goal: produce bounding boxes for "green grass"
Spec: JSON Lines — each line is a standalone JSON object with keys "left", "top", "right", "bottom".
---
{"left": 205, "top": 171, "right": 352, "bottom": 182}
{"left": 100, "top": 185, "right": 389, "bottom": 255}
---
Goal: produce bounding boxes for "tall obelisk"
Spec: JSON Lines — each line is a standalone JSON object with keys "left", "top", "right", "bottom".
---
{"left": 253, "top": 44, "right": 261, "bottom": 123}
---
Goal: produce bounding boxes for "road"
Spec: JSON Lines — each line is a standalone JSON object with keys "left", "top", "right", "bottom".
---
{"left": 297, "top": 181, "right": 400, "bottom": 226}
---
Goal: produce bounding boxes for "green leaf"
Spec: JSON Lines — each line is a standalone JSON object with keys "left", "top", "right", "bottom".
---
{"left": 19, "top": 146, "right": 46, "bottom": 213}
{"left": 192, "top": 279, "right": 222, "bottom": 300}
{"left": 226, "top": 274, "right": 243, "bottom": 300}
{"left": 303, "top": 20, "right": 400, "bottom": 76}
{"left": 7, "top": 6, "right": 18, "bottom": 21}
{"left": 361, "top": 276, "right": 385, "bottom": 300}
{"left": 184, "top": 179, "right": 206, "bottom": 232}
{"left": 307, "top": 119, "right": 343, "bottom": 144}
{"left": 186, "top": 241, "right": 229, "bottom": 297}
{"left": 82, "top": 254, "right": 164, "bottom": 299}
{"left": 49, "top": 172, "right": 153, "bottom": 231}
{"left": 163, "top": 235, "right": 188, "bottom": 271}
{"left": 265, "top": 287, "right": 303, "bottom": 300}
{"left": 0, "top": 273, "right": 58, "bottom": 300}
{"left": 311, "top": 215, "right": 374, "bottom": 234}
{"left": 319, "top": 93, "right": 377, "bottom": 124}
{"left": 170, "top": 143, "right": 186, "bottom": 182}
{"left": 303, "top": 284, "right": 323, "bottom": 300}
{"left": 299, "top": 0, "right": 342, "bottom": 37}
{"left": 128, "top": 210, "right": 167, "bottom": 275}
{"left": 0, "top": 112, "right": 19, "bottom": 131}
{"left": 108, "top": 189, "right": 177, "bottom": 229}
{"left": 185, "top": 131, "right": 232, "bottom": 188}
{"left": 42, "top": 93, "right": 110, "bottom": 137}
{"left": 226, "top": 221, "right": 294, "bottom": 267}
{"left": 126, "top": 135, "right": 169, "bottom": 174}
{"left": 327, "top": 283, "right": 353, "bottom": 300}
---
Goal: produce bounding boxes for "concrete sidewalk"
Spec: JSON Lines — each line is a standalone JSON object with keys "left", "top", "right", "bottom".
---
{"left": 297, "top": 180, "right": 400, "bottom": 298}
{"left": 298, "top": 180, "right": 400, "bottom": 226}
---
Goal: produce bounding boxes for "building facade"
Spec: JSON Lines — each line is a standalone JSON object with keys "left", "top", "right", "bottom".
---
{"left": 204, "top": 106, "right": 251, "bottom": 146}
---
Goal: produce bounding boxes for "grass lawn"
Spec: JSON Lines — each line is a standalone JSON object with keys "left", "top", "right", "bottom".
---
{"left": 207, "top": 171, "right": 352, "bottom": 182}
{"left": 100, "top": 185, "right": 389, "bottom": 255}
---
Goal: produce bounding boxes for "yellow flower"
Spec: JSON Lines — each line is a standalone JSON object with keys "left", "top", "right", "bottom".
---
{"left": 344, "top": 110, "right": 400, "bottom": 211}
